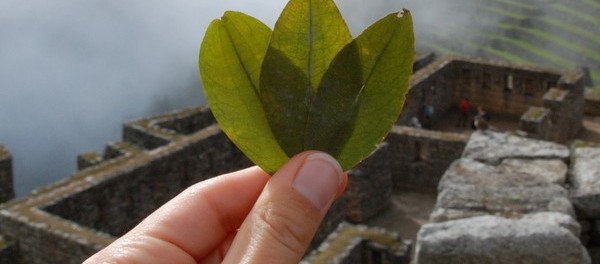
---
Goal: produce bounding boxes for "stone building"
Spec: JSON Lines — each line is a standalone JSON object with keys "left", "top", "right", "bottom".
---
{"left": 399, "top": 56, "right": 587, "bottom": 143}
{"left": 0, "top": 55, "right": 595, "bottom": 263}
{"left": 414, "top": 131, "right": 600, "bottom": 263}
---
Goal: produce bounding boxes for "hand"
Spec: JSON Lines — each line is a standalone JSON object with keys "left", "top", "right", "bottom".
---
{"left": 84, "top": 151, "right": 348, "bottom": 264}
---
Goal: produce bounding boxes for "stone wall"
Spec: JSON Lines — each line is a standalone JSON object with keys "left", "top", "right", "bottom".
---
{"left": 44, "top": 129, "right": 251, "bottom": 238}
{"left": 449, "top": 58, "right": 562, "bottom": 117}
{"left": 0, "top": 108, "right": 251, "bottom": 264}
{"left": 0, "top": 106, "right": 410, "bottom": 263}
{"left": 303, "top": 223, "right": 411, "bottom": 264}
{"left": 399, "top": 59, "right": 455, "bottom": 127}
{"left": 416, "top": 131, "right": 590, "bottom": 263}
{"left": 570, "top": 144, "right": 600, "bottom": 260}
{"left": 154, "top": 106, "right": 216, "bottom": 135}
{"left": 519, "top": 80, "right": 586, "bottom": 143}
{"left": 399, "top": 56, "right": 564, "bottom": 126}
{"left": 519, "top": 106, "right": 551, "bottom": 140}
{"left": 397, "top": 56, "right": 585, "bottom": 145}
{"left": 0, "top": 145, "right": 14, "bottom": 203}
{"left": 0, "top": 236, "right": 19, "bottom": 264}
{"left": 310, "top": 198, "right": 347, "bottom": 252}
{"left": 386, "top": 126, "right": 468, "bottom": 192}
{"left": 584, "top": 88, "right": 600, "bottom": 116}
{"left": 343, "top": 144, "right": 392, "bottom": 223}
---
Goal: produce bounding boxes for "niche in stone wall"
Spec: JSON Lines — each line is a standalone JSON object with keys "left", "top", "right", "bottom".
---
{"left": 413, "top": 141, "right": 430, "bottom": 162}
{"left": 460, "top": 68, "right": 471, "bottom": 90}
{"left": 504, "top": 74, "right": 514, "bottom": 94}
{"left": 524, "top": 78, "right": 535, "bottom": 97}
{"left": 482, "top": 72, "right": 491, "bottom": 90}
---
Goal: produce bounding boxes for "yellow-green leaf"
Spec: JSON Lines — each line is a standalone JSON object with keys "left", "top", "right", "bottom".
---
{"left": 268, "top": 0, "right": 352, "bottom": 92}
{"left": 336, "top": 10, "right": 415, "bottom": 168}
{"left": 199, "top": 3, "right": 415, "bottom": 173}
{"left": 199, "top": 11, "right": 288, "bottom": 174}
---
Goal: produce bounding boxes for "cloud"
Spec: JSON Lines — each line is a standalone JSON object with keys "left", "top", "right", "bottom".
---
{"left": 0, "top": 0, "right": 289, "bottom": 196}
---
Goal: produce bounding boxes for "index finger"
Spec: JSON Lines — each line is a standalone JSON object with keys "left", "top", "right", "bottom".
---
{"left": 86, "top": 166, "right": 270, "bottom": 263}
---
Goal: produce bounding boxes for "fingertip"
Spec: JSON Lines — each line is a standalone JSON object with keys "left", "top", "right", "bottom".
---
{"left": 292, "top": 152, "right": 344, "bottom": 210}
{"left": 335, "top": 172, "right": 349, "bottom": 199}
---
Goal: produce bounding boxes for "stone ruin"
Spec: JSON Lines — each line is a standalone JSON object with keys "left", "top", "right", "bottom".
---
{"left": 415, "top": 131, "right": 594, "bottom": 263}
{"left": 0, "top": 54, "right": 597, "bottom": 263}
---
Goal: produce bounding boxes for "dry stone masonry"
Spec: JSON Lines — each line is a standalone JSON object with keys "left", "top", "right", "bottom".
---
{"left": 415, "top": 131, "right": 594, "bottom": 263}
{"left": 416, "top": 213, "right": 589, "bottom": 264}
{"left": 302, "top": 223, "right": 411, "bottom": 264}
{"left": 0, "top": 55, "right": 595, "bottom": 263}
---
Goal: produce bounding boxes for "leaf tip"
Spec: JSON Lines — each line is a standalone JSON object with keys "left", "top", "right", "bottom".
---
{"left": 397, "top": 8, "right": 410, "bottom": 18}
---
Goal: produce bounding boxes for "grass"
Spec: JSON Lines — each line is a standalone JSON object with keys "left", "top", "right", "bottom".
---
{"left": 81, "top": 152, "right": 101, "bottom": 162}
{"left": 433, "top": 20, "right": 577, "bottom": 69}
{"left": 114, "top": 141, "right": 143, "bottom": 156}
{"left": 549, "top": 3, "right": 600, "bottom": 26}
{"left": 417, "top": 0, "right": 600, "bottom": 84}
{"left": 586, "top": 87, "right": 600, "bottom": 100}
{"left": 500, "top": 23, "right": 600, "bottom": 63}
{"left": 523, "top": 107, "right": 548, "bottom": 121}
{"left": 488, "top": 0, "right": 537, "bottom": 10}
{"left": 582, "top": 0, "right": 600, "bottom": 10}
{"left": 545, "top": 88, "right": 567, "bottom": 100}
{"left": 478, "top": 4, "right": 528, "bottom": 20}
{"left": 537, "top": 16, "right": 600, "bottom": 45}
{"left": 479, "top": 31, "right": 576, "bottom": 69}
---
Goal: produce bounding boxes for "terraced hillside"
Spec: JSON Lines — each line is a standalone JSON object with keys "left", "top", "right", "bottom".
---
{"left": 414, "top": 0, "right": 600, "bottom": 85}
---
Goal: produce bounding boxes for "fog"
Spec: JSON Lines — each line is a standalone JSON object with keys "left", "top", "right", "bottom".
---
{"left": 0, "top": 0, "right": 492, "bottom": 196}
{"left": 0, "top": 0, "right": 291, "bottom": 196}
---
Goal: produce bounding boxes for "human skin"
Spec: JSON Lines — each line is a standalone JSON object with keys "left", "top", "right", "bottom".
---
{"left": 84, "top": 151, "right": 348, "bottom": 264}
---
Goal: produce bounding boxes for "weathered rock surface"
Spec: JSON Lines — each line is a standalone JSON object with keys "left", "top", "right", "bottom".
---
{"left": 415, "top": 214, "right": 591, "bottom": 264}
{"left": 462, "top": 131, "right": 570, "bottom": 164}
{"left": 570, "top": 146, "right": 600, "bottom": 218}
{"left": 431, "top": 158, "right": 574, "bottom": 222}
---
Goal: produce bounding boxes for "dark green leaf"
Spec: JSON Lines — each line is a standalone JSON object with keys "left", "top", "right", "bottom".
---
{"left": 260, "top": 0, "right": 353, "bottom": 156}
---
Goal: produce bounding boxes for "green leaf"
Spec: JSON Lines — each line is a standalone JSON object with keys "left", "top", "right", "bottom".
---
{"left": 260, "top": 0, "right": 353, "bottom": 156}
{"left": 304, "top": 10, "right": 415, "bottom": 170}
{"left": 199, "top": 2, "right": 415, "bottom": 173}
{"left": 336, "top": 10, "right": 415, "bottom": 168}
{"left": 199, "top": 11, "right": 289, "bottom": 174}
{"left": 304, "top": 41, "right": 363, "bottom": 159}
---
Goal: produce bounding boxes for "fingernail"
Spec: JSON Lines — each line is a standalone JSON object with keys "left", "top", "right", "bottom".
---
{"left": 293, "top": 152, "right": 343, "bottom": 210}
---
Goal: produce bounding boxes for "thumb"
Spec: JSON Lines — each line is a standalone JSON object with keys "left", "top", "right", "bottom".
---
{"left": 223, "top": 151, "right": 347, "bottom": 264}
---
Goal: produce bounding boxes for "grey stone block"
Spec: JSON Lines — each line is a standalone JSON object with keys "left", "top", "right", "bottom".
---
{"left": 462, "top": 131, "right": 570, "bottom": 164}
{"left": 431, "top": 158, "right": 574, "bottom": 222}
{"left": 570, "top": 147, "right": 600, "bottom": 219}
{"left": 415, "top": 214, "right": 590, "bottom": 264}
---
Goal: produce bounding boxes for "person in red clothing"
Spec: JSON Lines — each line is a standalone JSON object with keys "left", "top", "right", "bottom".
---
{"left": 457, "top": 98, "right": 471, "bottom": 128}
